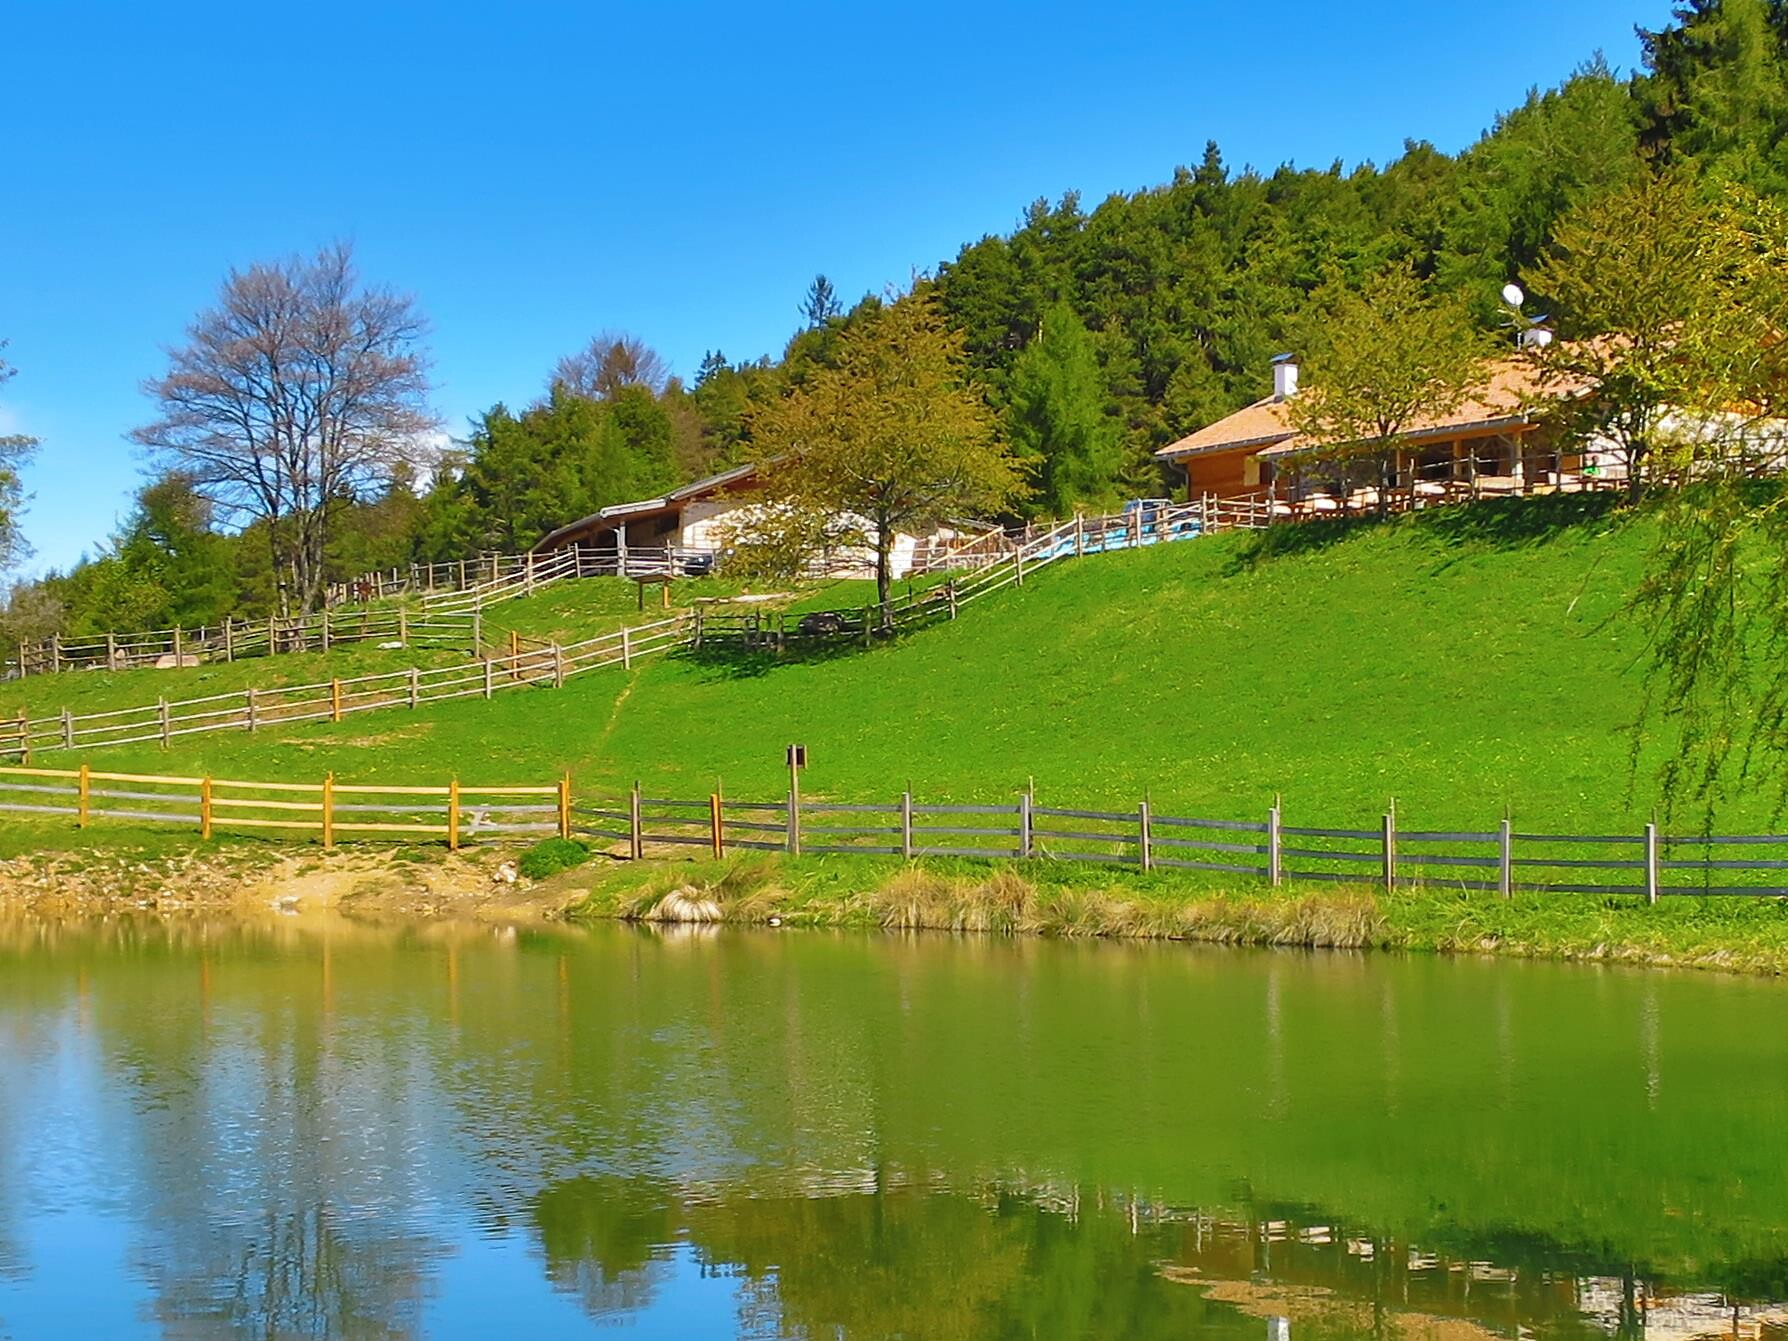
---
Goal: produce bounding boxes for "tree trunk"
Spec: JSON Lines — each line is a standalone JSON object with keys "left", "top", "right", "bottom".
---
{"left": 875, "top": 517, "right": 894, "bottom": 633}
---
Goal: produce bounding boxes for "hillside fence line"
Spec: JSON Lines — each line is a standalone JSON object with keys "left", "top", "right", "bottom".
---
{"left": 9, "top": 609, "right": 481, "bottom": 679}
{"left": 6, "top": 496, "right": 1253, "bottom": 682}
{"left": 5, "top": 763, "right": 1784, "bottom": 901}
{"left": 1, "top": 502, "right": 1228, "bottom": 762}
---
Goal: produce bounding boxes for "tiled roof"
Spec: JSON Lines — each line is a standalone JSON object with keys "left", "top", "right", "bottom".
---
{"left": 1155, "top": 352, "right": 1577, "bottom": 461}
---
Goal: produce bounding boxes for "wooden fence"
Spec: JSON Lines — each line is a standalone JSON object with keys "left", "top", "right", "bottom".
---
{"left": 0, "top": 764, "right": 569, "bottom": 848}
{"left": 0, "top": 615, "right": 691, "bottom": 759}
{"left": 10, "top": 759, "right": 1784, "bottom": 899}
{"left": 583, "top": 787, "right": 1788, "bottom": 901}
{"left": 9, "top": 610, "right": 479, "bottom": 679}
{"left": 0, "top": 502, "right": 1228, "bottom": 762}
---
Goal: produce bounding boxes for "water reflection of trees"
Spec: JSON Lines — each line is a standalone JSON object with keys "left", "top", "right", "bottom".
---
{"left": 11, "top": 918, "right": 1788, "bottom": 1336}
{"left": 139, "top": 1205, "right": 437, "bottom": 1340}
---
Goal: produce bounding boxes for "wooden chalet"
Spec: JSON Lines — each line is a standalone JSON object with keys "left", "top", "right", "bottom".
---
{"left": 1155, "top": 351, "right": 1617, "bottom": 515}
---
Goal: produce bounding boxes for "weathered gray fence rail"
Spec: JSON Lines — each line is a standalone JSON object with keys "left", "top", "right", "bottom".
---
{"left": 590, "top": 786, "right": 1788, "bottom": 901}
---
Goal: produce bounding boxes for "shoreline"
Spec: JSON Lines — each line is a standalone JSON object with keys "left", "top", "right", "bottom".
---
{"left": 9, "top": 838, "right": 1788, "bottom": 977}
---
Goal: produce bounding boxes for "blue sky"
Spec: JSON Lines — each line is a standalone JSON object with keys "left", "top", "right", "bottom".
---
{"left": 1, "top": 1, "right": 1672, "bottom": 576}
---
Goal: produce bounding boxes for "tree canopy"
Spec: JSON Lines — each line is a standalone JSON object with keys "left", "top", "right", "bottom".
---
{"left": 747, "top": 291, "right": 1026, "bottom": 626}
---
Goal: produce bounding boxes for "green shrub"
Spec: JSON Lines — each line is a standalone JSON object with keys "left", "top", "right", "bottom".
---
{"left": 518, "top": 838, "right": 591, "bottom": 879}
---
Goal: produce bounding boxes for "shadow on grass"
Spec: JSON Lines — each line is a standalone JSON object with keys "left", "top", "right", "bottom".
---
{"left": 1228, "top": 492, "right": 1627, "bottom": 574}
{"left": 675, "top": 629, "right": 898, "bottom": 680}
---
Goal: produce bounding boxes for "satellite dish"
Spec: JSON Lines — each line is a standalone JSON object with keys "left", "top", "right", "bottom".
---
{"left": 1501, "top": 283, "right": 1525, "bottom": 308}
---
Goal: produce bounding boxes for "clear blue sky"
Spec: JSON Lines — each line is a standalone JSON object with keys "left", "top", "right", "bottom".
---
{"left": 1, "top": 0, "right": 1672, "bottom": 576}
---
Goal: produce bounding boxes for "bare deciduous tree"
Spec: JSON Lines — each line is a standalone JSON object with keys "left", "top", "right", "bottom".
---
{"left": 133, "top": 244, "right": 436, "bottom": 613}
{"left": 551, "top": 332, "right": 670, "bottom": 401}
{"left": 0, "top": 341, "right": 40, "bottom": 570}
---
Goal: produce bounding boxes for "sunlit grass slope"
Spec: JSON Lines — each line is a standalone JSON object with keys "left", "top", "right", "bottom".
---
{"left": 28, "top": 495, "right": 1718, "bottom": 832}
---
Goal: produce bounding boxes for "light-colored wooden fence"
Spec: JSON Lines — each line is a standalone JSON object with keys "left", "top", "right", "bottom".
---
{"left": 0, "top": 615, "right": 691, "bottom": 760}
{"left": 0, "top": 764, "right": 570, "bottom": 848}
{"left": 9, "top": 760, "right": 1778, "bottom": 899}
{"left": 9, "top": 610, "right": 479, "bottom": 679}
{"left": 1, "top": 501, "right": 1235, "bottom": 761}
{"left": 587, "top": 786, "right": 1788, "bottom": 901}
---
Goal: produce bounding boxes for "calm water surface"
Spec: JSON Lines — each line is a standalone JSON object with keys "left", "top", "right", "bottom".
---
{"left": 1, "top": 919, "right": 1787, "bottom": 1339}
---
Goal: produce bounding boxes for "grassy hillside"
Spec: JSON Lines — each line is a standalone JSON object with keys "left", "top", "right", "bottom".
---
{"left": 7, "top": 494, "right": 1721, "bottom": 835}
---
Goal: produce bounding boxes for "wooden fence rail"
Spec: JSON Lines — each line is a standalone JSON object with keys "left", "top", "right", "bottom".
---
{"left": 0, "top": 764, "right": 570, "bottom": 848}
{"left": 0, "top": 615, "right": 693, "bottom": 760}
{"left": 11, "top": 761, "right": 1785, "bottom": 899}
{"left": 2, "top": 501, "right": 1237, "bottom": 760}
{"left": 8, "top": 610, "right": 479, "bottom": 679}
{"left": 588, "top": 786, "right": 1788, "bottom": 900}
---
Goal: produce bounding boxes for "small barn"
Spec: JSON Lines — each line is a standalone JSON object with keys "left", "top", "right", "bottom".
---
{"left": 530, "top": 462, "right": 966, "bottom": 577}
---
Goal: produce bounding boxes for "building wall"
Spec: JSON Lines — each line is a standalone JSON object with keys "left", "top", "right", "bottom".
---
{"left": 1181, "top": 449, "right": 1256, "bottom": 500}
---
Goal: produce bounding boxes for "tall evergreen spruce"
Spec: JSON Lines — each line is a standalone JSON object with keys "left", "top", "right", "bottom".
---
{"left": 1005, "top": 305, "right": 1123, "bottom": 516}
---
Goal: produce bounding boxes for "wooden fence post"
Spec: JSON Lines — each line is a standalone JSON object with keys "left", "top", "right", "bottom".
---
{"left": 398, "top": 607, "right": 409, "bottom": 645}
{"left": 524, "top": 551, "right": 536, "bottom": 595}
{"left": 472, "top": 610, "right": 483, "bottom": 650}
{"left": 1018, "top": 790, "right": 1033, "bottom": 858}
{"left": 1382, "top": 809, "right": 1397, "bottom": 891}
{"left": 223, "top": 620, "right": 233, "bottom": 663}
{"left": 321, "top": 612, "right": 331, "bottom": 654}
{"left": 1645, "top": 822, "right": 1660, "bottom": 905}
{"left": 710, "top": 792, "right": 724, "bottom": 859}
{"left": 629, "top": 782, "right": 643, "bottom": 859}
{"left": 77, "top": 763, "right": 90, "bottom": 828}
{"left": 1268, "top": 801, "right": 1283, "bottom": 886}
{"left": 408, "top": 667, "right": 420, "bottom": 709}
{"left": 448, "top": 779, "right": 461, "bottom": 852}
{"left": 50, "top": 633, "right": 61, "bottom": 674}
{"left": 1074, "top": 514, "right": 1085, "bottom": 558}
{"left": 61, "top": 707, "right": 73, "bottom": 751}
{"left": 321, "top": 773, "right": 335, "bottom": 849}
{"left": 1498, "top": 819, "right": 1513, "bottom": 899}
{"left": 559, "top": 773, "right": 573, "bottom": 842}
{"left": 200, "top": 777, "right": 214, "bottom": 840}
{"left": 947, "top": 583, "right": 958, "bottom": 620}
{"left": 158, "top": 697, "right": 171, "bottom": 749}
{"left": 1014, "top": 550, "right": 1025, "bottom": 586}
{"left": 106, "top": 631, "right": 117, "bottom": 669}
{"left": 331, "top": 679, "right": 343, "bottom": 724}
{"left": 483, "top": 658, "right": 494, "bottom": 699}
{"left": 172, "top": 626, "right": 183, "bottom": 664}
{"left": 268, "top": 614, "right": 278, "bottom": 655}
{"left": 1139, "top": 800, "right": 1153, "bottom": 871}
{"left": 553, "top": 643, "right": 565, "bottom": 689}
{"left": 901, "top": 791, "right": 914, "bottom": 859}
{"left": 621, "top": 626, "right": 632, "bottom": 670}
{"left": 15, "top": 714, "right": 26, "bottom": 766}
{"left": 245, "top": 687, "right": 258, "bottom": 733}
{"left": 787, "top": 785, "right": 801, "bottom": 856}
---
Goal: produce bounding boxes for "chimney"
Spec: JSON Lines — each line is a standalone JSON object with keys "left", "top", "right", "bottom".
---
{"left": 1271, "top": 353, "right": 1299, "bottom": 401}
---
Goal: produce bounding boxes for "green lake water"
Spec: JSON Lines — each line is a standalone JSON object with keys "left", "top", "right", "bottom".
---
{"left": 2, "top": 919, "right": 1787, "bottom": 1339}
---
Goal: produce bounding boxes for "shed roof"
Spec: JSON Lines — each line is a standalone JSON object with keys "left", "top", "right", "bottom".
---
{"left": 533, "top": 461, "right": 761, "bottom": 552}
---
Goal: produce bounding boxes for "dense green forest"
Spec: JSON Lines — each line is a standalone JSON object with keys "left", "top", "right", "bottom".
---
{"left": 6, "top": 0, "right": 1785, "bottom": 644}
